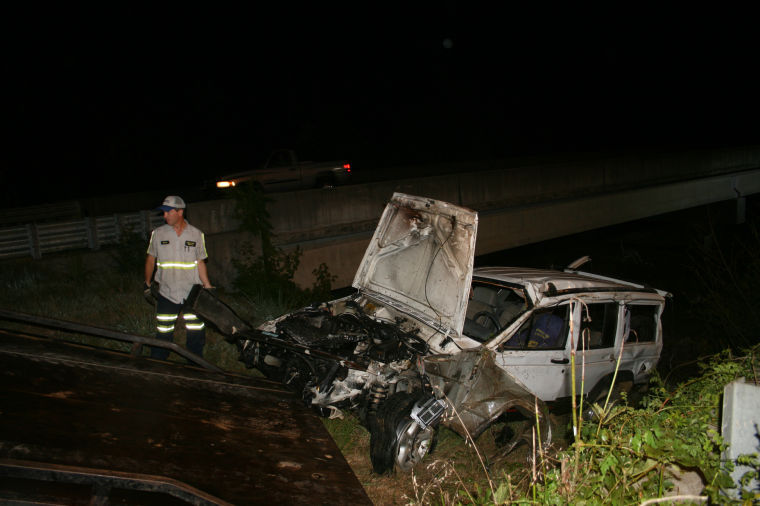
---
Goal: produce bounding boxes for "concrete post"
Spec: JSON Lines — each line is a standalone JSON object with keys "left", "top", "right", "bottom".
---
{"left": 86, "top": 217, "right": 99, "bottom": 250}
{"left": 721, "top": 378, "right": 760, "bottom": 498}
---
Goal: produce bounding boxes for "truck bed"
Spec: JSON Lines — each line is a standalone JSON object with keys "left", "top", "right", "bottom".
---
{"left": 0, "top": 330, "right": 371, "bottom": 505}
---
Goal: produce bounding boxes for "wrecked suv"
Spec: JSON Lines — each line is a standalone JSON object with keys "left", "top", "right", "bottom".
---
{"left": 190, "top": 193, "right": 669, "bottom": 474}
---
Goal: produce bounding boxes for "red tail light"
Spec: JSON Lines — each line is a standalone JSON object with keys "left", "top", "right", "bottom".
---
{"left": 343, "top": 163, "right": 351, "bottom": 170}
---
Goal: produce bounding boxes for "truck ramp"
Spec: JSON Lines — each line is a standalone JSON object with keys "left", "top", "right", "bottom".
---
{"left": 0, "top": 330, "right": 371, "bottom": 505}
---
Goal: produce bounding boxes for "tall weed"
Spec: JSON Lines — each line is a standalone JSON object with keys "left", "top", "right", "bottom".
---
{"left": 108, "top": 224, "right": 149, "bottom": 274}
{"left": 230, "top": 182, "right": 337, "bottom": 311}
{"left": 688, "top": 218, "right": 760, "bottom": 352}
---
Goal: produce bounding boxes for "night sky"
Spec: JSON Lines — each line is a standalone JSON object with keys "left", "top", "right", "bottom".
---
{"left": 5, "top": 4, "right": 758, "bottom": 208}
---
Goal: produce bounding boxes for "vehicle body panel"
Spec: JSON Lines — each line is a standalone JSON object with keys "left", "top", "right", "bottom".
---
{"left": 423, "top": 350, "right": 541, "bottom": 438}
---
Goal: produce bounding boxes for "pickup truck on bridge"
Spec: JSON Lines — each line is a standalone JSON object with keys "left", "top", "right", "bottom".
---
{"left": 216, "top": 149, "right": 351, "bottom": 192}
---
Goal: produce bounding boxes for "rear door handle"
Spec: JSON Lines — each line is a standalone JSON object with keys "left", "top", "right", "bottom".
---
{"left": 551, "top": 358, "right": 569, "bottom": 364}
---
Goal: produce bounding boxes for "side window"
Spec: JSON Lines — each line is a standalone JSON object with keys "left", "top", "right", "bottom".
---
{"left": 501, "top": 305, "right": 569, "bottom": 350}
{"left": 581, "top": 303, "right": 618, "bottom": 349}
{"left": 624, "top": 305, "right": 658, "bottom": 343}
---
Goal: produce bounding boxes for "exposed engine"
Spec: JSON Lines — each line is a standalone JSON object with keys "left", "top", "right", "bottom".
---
{"left": 278, "top": 301, "right": 427, "bottom": 362}
{"left": 235, "top": 298, "right": 430, "bottom": 421}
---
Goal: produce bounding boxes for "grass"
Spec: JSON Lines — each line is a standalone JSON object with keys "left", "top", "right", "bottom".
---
{"left": 322, "top": 391, "right": 583, "bottom": 504}
{"left": 0, "top": 253, "right": 268, "bottom": 370}
{"left": 323, "top": 411, "right": 557, "bottom": 505}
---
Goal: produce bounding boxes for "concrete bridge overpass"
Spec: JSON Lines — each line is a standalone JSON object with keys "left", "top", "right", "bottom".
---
{"left": 189, "top": 145, "right": 760, "bottom": 290}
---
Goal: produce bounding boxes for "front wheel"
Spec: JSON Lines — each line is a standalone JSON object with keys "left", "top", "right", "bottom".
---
{"left": 394, "top": 417, "right": 437, "bottom": 472}
{"left": 370, "top": 393, "right": 437, "bottom": 474}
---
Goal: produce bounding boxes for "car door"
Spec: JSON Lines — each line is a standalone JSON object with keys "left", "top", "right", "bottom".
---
{"left": 620, "top": 301, "right": 663, "bottom": 384}
{"left": 493, "top": 302, "right": 574, "bottom": 402}
{"left": 576, "top": 300, "right": 621, "bottom": 396}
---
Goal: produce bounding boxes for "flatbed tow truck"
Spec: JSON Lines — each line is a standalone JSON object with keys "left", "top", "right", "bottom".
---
{"left": 0, "top": 308, "right": 371, "bottom": 505}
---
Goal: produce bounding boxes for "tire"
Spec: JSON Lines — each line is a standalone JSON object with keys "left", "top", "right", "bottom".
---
{"left": 627, "top": 382, "right": 648, "bottom": 408}
{"left": 582, "top": 377, "right": 633, "bottom": 421}
{"left": 370, "top": 393, "right": 437, "bottom": 474}
{"left": 316, "top": 174, "right": 336, "bottom": 189}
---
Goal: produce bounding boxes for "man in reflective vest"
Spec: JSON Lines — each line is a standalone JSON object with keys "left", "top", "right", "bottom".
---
{"left": 144, "top": 195, "right": 212, "bottom": 360}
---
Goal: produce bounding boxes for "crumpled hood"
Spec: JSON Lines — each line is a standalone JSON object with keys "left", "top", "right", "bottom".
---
{"left": 352, "top": 193, "right": 478, "bottom": 339}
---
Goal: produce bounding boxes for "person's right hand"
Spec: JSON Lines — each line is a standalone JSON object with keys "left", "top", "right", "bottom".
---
{"left": 143, "top": 282, "right": 156, "bottom": 305}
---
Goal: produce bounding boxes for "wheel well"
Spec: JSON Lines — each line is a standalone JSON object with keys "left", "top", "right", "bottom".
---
{"left": 315, "top": 172, "right": 336, "bottom": 187}
{"left": 469, "top": 397, "right": 545, "bottom": 440}
{"left": 587, "top": 371, "right": 634, "bottom": 402}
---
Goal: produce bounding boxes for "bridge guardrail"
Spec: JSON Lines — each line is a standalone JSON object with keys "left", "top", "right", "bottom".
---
{"left": 0, "top": 212, "right": 165, "bottom": 260}
{"left": 2, "top": 146, "right": 759, "bottom": 261}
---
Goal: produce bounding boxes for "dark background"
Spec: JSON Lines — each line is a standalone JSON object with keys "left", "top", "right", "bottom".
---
{"left": 5, "top": 4, "right": 759, "bottom": 208}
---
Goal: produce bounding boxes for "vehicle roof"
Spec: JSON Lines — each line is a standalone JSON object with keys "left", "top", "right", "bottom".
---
{"left": 473, "top": 266, "right": 664, "bottom": 297}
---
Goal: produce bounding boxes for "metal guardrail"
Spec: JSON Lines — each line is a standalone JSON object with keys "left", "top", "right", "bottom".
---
{"left": 0, "top": 211, "right": 165, "bottom": 259}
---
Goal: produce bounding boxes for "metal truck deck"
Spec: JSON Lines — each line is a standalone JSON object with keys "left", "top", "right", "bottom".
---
{"left": 0, "top": 327, "right": 371, "bottom": 505}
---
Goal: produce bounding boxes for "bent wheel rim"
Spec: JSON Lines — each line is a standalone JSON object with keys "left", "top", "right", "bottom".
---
{"left": 395, "top": 420, "right": 435, "bottom": 472}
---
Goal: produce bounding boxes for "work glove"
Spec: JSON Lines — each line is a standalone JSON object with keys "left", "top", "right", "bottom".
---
{"left": 143, "top": 282, "right": 157, "bottom": 306}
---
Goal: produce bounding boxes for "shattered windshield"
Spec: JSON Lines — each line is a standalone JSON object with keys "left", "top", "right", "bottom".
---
{"left": 462, "top": 281, "right": 529, "bottom": 342}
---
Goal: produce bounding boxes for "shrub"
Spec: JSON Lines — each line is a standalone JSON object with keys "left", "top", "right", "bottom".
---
{"left": 230, "top": 182, "right": 337, "bottom": 311}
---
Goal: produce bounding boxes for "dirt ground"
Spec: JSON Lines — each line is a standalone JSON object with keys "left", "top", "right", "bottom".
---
{"left": 323, "top": 412, "right": 571, "bottom": 505}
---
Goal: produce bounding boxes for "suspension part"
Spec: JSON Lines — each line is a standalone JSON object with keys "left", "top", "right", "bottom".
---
{"left": 368, "top": 384, "right": 388, "bottom": 414}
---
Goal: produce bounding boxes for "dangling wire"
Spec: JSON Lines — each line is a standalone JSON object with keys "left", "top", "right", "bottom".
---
{"left": 424, "top": 215, "right": 457, "bottom": 322}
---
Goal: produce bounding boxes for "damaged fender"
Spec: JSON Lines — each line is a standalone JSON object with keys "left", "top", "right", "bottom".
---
{"left": 424, "top": 348, "right": 551, "bottom": 442}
